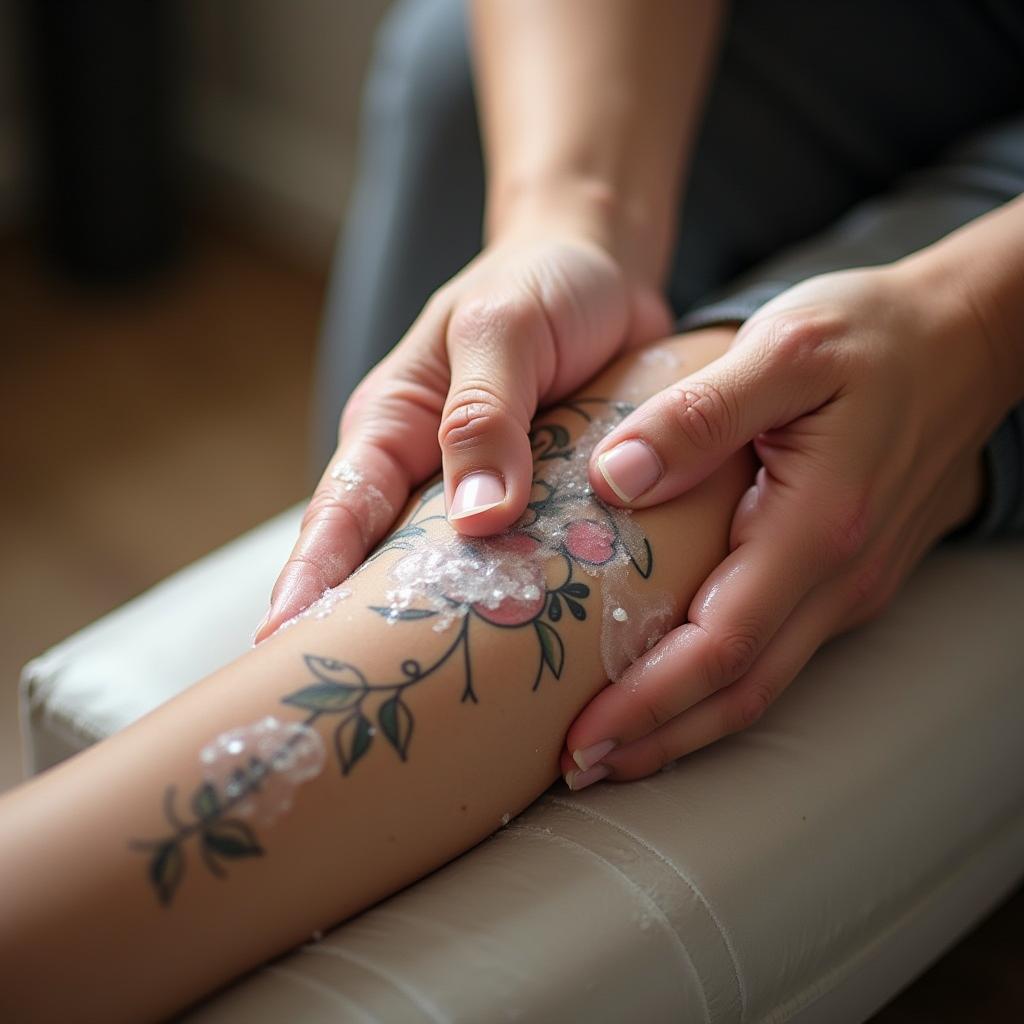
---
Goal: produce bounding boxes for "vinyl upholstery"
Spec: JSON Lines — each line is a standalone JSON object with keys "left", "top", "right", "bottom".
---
{"left": 20, "top": 506, "right": 1024, "bottom": 1023}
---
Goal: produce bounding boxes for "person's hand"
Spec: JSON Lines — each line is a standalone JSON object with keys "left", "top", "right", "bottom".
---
{"left": 561, "top": 262, "right": 1002, "bottom": 787}
{"left": 254, "top": 231, "right": 671, "bottom": 642}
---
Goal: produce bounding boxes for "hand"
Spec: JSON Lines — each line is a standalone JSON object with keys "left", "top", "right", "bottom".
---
{"left": 561, "top": 262, "right": 1000, "bottom": 786}
{"left": 255, "top": 229, "right": 671, "bottom": 642}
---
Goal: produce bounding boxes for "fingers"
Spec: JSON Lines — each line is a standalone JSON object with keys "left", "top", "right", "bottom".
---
{"left": 254, "top": 438, "right": 414, "bottom": 643}
{"left": 439, "top": 294, "right": 554, "bottom": 536}
{"left": 565, "top": 457, "right": 859, "bottom": 772}
{"left": 561, "top": 580, "right": 844, "bottom": 788}
{"left": 596, "top": 582, "right": 846, "bottom": 782}
{"left": 565, "top": 533, "right": 809, "bottom": 768}
{"left": 589, "top": 314, "right": 842, "bottom": 508}
{"left": 255, "top": 343, "right": 452, "bottom": 643}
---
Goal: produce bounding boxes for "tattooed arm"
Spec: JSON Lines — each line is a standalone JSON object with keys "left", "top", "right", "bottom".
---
{"left": 0, "top": 327, "right": 752, "bottom": 1023}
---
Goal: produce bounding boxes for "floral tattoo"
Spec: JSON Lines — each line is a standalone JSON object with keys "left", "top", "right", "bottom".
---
{"left": 132, "top": 399, "right": 655, "bottom": 904}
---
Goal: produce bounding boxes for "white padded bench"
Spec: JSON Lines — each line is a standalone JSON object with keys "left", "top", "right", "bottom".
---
{"left": 19, "top": 506, "right": 1024, "bottom": 1023}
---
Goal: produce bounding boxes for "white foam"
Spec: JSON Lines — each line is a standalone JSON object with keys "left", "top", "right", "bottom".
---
{"left": 375, "top": 404, "right": 680, "bottom": 680}
{"left": 199, "top": 715, "right": 326, "bottom": 827}
{"left": 330, "top": 459, "right": 363, "bottom": 491}
{"left": 273, "top": 584, "right": 353, "bottom": 637}
{"left": 381, "top": 534, "right": 546, "bottom": 632}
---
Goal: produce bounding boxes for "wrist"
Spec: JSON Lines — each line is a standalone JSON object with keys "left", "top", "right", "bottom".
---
{"left": 486, "top": 173, "right": 667, "bottom": 288}
{"left": 894, "top": 249, "right": 1024, "bottom": 423}
{"left": 897, "top": 212, "right": 1024, "bottom": 413}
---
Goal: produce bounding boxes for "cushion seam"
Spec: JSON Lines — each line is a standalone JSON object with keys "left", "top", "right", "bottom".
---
{"left": 548, "top": 796, "right": 746, "bottom": 1021}
{"left": 512, "top": 822, "right": 712, "bottom": 1024}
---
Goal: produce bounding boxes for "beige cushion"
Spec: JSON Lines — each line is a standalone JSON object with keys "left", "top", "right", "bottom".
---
{"left": 20, "top": 508, "right": 1024, "bottom": 1022}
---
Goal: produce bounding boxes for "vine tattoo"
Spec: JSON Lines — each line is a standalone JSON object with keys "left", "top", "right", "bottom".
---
{"left": 132, "top": 400, "right": 655, "bottom": 904}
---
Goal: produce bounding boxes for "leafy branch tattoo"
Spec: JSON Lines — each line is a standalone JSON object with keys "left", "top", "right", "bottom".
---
{"left": 132, "top": 399, "right": 656, "bottom": 904}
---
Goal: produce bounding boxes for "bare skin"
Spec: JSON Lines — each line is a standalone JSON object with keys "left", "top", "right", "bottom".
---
{"left": 256, "top": 0, "right": 725, "bottom": 638}
{"left": 0, "top": 326, "right": 752, "bottom": 1023}
{"left": 567, "top": 195, "right": 1024, "bottom": 779}
{"left": 255, "top": 4, "right": 1022, "bottom": 790}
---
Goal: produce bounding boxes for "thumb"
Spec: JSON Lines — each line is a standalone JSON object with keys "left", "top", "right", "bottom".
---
{"left": 440, "top": 294, "right": 553, "bottom": 537}
{"left": 589, "top": 316, "right": 839, "bottom": 508}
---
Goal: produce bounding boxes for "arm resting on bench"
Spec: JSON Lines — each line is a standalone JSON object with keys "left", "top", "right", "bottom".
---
{"left": 0, "top": 327, "right": 752, "bottom": 1023}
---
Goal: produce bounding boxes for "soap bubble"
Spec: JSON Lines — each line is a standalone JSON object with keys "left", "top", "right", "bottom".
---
{"left": 199, "top": 716, "right": 326, "bottom": 826}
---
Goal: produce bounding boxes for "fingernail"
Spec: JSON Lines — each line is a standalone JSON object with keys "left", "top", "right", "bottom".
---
{"left": 572, "top": 739, "right": 616, "bottom": 772}
{"left": 448, "top": 471, "right": 505, "bottom": 521}
{"left": 597, "top": 440, "right": 662, "bottom": 503}
{"left": 564, "top": 764, "right": 611, "bottom": 792}
{"left": 251, "top": 609, "right": 270, "bottom": 646}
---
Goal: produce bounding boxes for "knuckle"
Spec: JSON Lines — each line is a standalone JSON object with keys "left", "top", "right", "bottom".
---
{"left": 734, "top": 682, "right": 776, "bottom": 732}
{"left": 448, "top": 293, "right": 538, "bottom": 349}
{"left": 301, "top": 490, "right": 369, "bottom": 548}
{"left": 438, "top": 384, "right": 516, "bottom": 453}
{"left": 707, "top": 627, "right": 762, "bottom": 684}
{"left": 380, "top": 372, "right": 448, "bottom": 424}
{"left": 663, "top": 379, "right": 738, "bottom": 452}
{"left": 340, "top": 363, "right": 447, "bottom": 441}
{"left": 276, "top": 553, "right": 332, "bottom": 598}
{"left": 614, "top": 729, "right": 675, "bottom": 779}
{"left": 301, "top": 487, "right": 340, "bottom": 529}
{"left": 761, "top": 310, "right": 839, "bottom": 369}
{"left": 641, "top": 692, "right": 676, "bottom": 732}
{"left": 649, "top": 728, "right": 677, "bottom": 773}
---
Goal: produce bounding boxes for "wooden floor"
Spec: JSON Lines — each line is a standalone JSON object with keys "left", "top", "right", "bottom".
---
{"left": 0, "top": 225, "right": 1019, "bottom": 1020}
{"left": 0, "top": 224, "right": 323, "bottom": 792}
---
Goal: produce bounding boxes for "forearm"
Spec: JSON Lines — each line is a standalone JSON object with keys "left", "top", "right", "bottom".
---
{"left": 0, "top": 327, "right": 751, "bottom": 1022}
{"left": 471, "top": 0, "right": 723, "bottom": 284}
{"left": 902, "top": 193, "right": 1024, "bottom": 413}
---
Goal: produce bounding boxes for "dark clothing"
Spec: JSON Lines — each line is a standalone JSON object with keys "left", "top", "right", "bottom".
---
{"left": 316, "top": 0, "right": 1024, "bottom": 535}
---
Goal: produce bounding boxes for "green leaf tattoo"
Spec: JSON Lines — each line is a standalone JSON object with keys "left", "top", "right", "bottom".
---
{"left": 378, "top": 695, "right": 414, "bottom": 760}
{"left": 150, "top": 840, "right": 184, "bottom": 905}
{"left": 534, "top": 620, "right": 565, "bottom": 686}
{"left": 335, "top": 711, "right": 374, "bottom": 775}
{"left": 368, "top": 607, "right": 439, "bottom": 621}
{"left": 202, "top": 820, "right": 263, "bottom": 859}
{"left": 131, "top": 784, "right": 267, "bottom": 905}
{"left": 283, "top": 682, "right": 362, "bottom": 714}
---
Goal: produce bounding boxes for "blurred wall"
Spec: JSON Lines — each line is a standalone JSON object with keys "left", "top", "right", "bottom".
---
{"left": 186, "top": 0, "right": 391, "bottom": 264}
{"left": 0, "top": 0, "right": 392, "bottom": 263}
{"left": 0, "top": 0, "right": 27, "bottom": 227}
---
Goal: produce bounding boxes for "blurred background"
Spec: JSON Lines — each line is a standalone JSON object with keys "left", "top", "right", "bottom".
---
{"left": 0, "top": 0, "right": 388, "bottom": 791}
{"left": 0, "top": 5, "right": 1019, "bottom": 1018}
